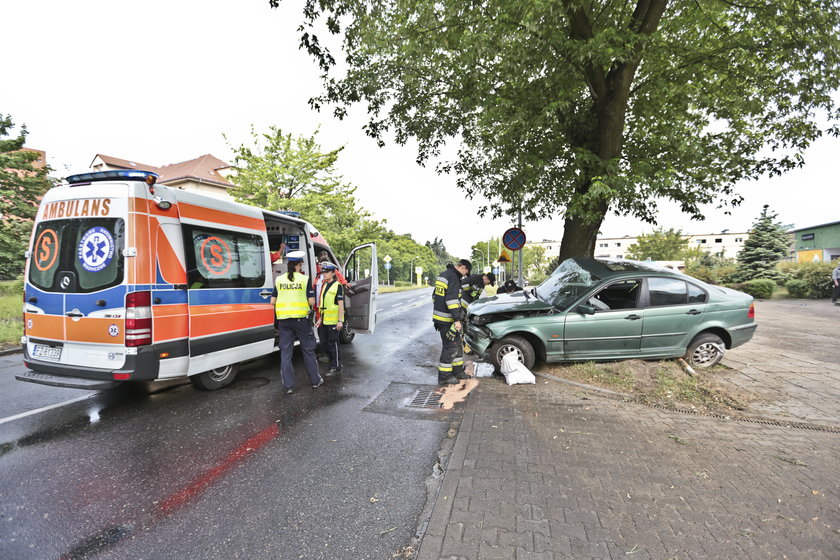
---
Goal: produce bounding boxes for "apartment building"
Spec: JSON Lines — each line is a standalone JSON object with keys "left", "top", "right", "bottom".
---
{"left": 530, "top": 231, "right": 749, "bottom": 262}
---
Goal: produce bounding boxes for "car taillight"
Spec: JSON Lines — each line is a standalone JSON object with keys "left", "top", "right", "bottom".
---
{"left": 126, "top": 290, "right": 152, "bottom": 347}
{"left": 747, "top": 302, "right": 755, "bottom": 319}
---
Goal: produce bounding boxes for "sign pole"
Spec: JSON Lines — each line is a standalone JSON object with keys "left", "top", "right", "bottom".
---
{"left": 517, "top": 209, "right": 524, "bottom": 287}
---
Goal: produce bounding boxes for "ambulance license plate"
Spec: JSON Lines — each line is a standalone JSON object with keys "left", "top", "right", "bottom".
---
{"left": 33, "top": 345, "right": 62, "bottom": 360}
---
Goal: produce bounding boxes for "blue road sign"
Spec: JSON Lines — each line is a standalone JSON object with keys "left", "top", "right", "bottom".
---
{"left": 384, "top": 262, "right": 392, "bottom": 269}
{"left": 503, "top": 228, "right": 526, "bottom": 251}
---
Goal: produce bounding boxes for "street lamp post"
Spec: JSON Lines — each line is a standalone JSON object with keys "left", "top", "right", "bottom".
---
{"left": 409, "top": 256, "right": 419, "bottom": 285}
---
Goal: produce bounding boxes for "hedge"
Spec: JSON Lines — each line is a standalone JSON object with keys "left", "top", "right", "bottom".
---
{"left": 785, "top": 279, "right": 809, "bottom": 298}
{"left": 740, "top": 278, "right": 776, "bottom": 299}
{"left": 777, "top": 261, "right": 836, "bottom": 298}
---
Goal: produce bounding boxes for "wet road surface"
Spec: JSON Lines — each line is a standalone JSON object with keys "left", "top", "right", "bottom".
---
{"left": 0, "top": 288, "right": 458, "bottom": 559}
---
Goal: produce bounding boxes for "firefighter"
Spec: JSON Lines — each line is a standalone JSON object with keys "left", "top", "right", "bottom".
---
{"left": 460, "top": 271, "right": 496, "bottom": 310}
{"left": 315, "top": 262, "right": 345, "bottom": 376}
{"left": 432, "top": 259, "right": 472, "bottom": 384}
{"left": 270, "top": 250, "right": 323, "bottom": 394}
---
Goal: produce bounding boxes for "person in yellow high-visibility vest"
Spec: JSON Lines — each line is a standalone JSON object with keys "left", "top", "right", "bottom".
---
{"left": 315, "top": 262, "right": 345, "bottom": 376}
{"left": 270, "top": 250, "right": 323, "bottom": 394}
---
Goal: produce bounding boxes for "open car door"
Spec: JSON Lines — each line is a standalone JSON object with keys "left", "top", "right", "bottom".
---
{"left": 342, "top": 243, "right": 378, "bottom": 334}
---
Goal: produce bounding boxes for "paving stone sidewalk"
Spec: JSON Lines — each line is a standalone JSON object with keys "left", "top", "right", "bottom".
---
{"left": 418, "top": 381, "right": 839, "bottom": 560}
{"left": 717, "top": 299, "right": 840, "bottom": 426}
{"left": 418, "top": 299, "right": 840, "bottom": 560}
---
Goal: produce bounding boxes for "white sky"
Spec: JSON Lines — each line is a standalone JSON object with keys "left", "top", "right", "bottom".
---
{"left": 3, "top": 0, "right": 837, "bottom": 257}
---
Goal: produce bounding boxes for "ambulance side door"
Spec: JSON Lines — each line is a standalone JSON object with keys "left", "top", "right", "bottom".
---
{"left": 342, "top": 243, "right": 378, "bottom": 334}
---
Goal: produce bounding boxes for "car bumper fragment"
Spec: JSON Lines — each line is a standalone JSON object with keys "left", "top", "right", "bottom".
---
{"left": 465, "top": 324, "right": 493, "bottom": 356}
{"left": 728, "top": 322, "right": 757, "bottom": 348}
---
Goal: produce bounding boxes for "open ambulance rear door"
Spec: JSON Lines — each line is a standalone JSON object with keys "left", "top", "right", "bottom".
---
{"left": 343, "top": 243, "right": 378, "bottom": 334}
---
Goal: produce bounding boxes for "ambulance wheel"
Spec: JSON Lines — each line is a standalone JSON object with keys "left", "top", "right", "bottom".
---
{"left": 189, "top": 363, "right": 239, "bottom": 391}
{"left": 339, "top": 324, "right": 355, "bottom": 344}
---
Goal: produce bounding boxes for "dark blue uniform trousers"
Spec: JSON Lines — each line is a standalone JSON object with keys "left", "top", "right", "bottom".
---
{"left": 278, "top": 318, "right": 322, "bottom": 389}
{"left": 318, "top": 323, "right": 342, "bottom": 370}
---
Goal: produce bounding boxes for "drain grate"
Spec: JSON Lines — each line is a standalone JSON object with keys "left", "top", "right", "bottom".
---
{"left": 407, "top": 389, "right": 443, "bottom": 409}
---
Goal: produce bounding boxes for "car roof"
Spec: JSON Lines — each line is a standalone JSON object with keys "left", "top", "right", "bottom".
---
{"left": 574, "top": 258, "right": 688, "bottom": 279}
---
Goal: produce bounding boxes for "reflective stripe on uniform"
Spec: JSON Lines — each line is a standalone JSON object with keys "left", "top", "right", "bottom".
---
{"left": 275, "top": 272, "right": 310, "bottom": 319}
{"left": 319, "top": 281, "right": 341, "bottom": 324}
{"left": 432, "top": 313, "right": 454, "bottom": 323}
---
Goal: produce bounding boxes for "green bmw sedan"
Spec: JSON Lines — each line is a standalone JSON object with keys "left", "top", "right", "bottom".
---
{"left": 465, "top": 258, "right": 756, "bottom": 371}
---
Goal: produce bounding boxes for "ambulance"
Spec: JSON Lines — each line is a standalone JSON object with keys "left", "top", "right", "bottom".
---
{"left": 17, "top": 170, "right": 378, "bottom": 391}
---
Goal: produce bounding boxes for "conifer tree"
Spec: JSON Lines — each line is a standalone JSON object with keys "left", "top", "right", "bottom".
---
{"left": 733, "top": 206, "right": 789, "bottom": 283}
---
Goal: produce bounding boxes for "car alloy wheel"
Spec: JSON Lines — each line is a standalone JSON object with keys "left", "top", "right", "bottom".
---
{"left": 686, "top": 333, "right": 725, "bottom": 368}
{"left": 490, "top": 335, "right": 536, "bottom": 371}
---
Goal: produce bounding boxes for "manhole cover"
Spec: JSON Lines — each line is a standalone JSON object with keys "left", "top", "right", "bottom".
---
{"left": 406, "top": 389, "right": 442, "bottom": 409}
{"left": 230, "top": 377, "right": 271, "bottom": 390}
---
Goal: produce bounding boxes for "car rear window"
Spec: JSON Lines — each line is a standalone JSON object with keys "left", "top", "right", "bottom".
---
{"left": 648, "top": 277, "right": 688, "bottom": 306}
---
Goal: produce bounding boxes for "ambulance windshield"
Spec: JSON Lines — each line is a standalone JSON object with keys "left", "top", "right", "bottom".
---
{"left": 29, "top": 218, "right": 125, "bottom": 293}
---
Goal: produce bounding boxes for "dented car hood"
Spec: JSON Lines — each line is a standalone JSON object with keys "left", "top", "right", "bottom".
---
{"left": 468, "top": 290, "right": 554, "bottom": 316}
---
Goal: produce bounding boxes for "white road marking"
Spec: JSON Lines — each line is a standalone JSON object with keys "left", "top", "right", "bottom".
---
{"left": 0, "top": 394, "right": 95, "bottom": 426}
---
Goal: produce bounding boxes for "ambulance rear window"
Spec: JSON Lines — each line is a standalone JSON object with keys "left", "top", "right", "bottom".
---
{"left": 29, "top": 218, "right": 125, "bottom": 293}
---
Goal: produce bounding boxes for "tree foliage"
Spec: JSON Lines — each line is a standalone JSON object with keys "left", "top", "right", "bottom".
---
{"left": 228, "top": 126, "right": 385, "bottom": 256}
{"left": 425, "top": 236, "right": 456, "bottom": 272}
{"left": 274, "top": 0, "right": 840, "bottom": 260}
{"left": 377, "top": 232, "right": 438, "bottom": 284}
{"left": 469, "top": 237, "right": 500, "bottom": 273}
{"left": 733, "top": 205, "right": 789, "bottom": 283}
{"left": 626, "top": 228, "right": 690, "bottom": 260}
{"left": 0, "top": 114, "right": 52, "bottom": 279}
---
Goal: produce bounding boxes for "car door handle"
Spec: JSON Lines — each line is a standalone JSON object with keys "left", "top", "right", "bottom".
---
{"left": 65, "top": 311, "right": 84, "bottom": 318}
{"left": 624, "top": 314, "right": 642, "bottom": 321}
{"left": 259, "top": 289, "right": 273, "bottom": 298}
{"left": 686, "top": 309, "right": 702, "bottom": 315}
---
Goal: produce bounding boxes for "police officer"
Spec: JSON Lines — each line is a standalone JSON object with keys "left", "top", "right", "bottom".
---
{"left": 433, "top": 259, "right": 471, "bottom": 384}
{"left": 270, "top": 250, "right": 323, "bottom": 394}
{"left": 315, "top": 262, "right": 345, "bottom": 376}
{"left": 460, "top": 271, "right": 496, "bottom": 310}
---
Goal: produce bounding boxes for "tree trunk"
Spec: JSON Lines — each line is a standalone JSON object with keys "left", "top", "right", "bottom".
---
{"left": 558, "top": 211, "right": 607, "bottom": 261}
{"left": 555, "top": 0, "right": 669, "bottom": 262}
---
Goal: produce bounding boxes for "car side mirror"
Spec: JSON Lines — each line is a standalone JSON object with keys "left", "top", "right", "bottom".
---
{"left": 576, "top": 304, "right": 596, "bottom": 315}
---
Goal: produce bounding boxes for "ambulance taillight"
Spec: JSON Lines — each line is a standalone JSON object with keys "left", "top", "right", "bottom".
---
{"left": 125, "top": 291, "right": 152, "bottom": 347}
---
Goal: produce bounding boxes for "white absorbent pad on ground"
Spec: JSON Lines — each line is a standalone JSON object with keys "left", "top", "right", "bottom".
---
{"left": 473, "top": 362, "right": 495, "bottom": 378}
{"left": 499, "top": 353, "right": 536, "bottom": 385}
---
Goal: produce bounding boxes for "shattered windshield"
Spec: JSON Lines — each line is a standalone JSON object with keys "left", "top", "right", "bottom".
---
{"left": 535, "top": 259, "right": 600, "bottom": 310}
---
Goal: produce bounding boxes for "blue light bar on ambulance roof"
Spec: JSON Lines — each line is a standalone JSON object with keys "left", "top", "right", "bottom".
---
{"left": 275, "top": 210, "right": 302, "bottom": 218}
{"left": 66, "top": 170, "right": 159, "bottom": 186}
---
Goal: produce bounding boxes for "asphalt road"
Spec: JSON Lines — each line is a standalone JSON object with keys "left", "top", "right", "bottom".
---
{"left": 0, "top": 288, "right": 454, "bottom": 560}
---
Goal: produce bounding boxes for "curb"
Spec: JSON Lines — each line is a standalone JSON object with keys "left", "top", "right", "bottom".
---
{"left": 416, "top": 379, "right": 480, "bottom": 560}
{"left": 534, "top": 371, "right": 633, "bottom": 399}
{"left": 0, "top": 347, "right": 21, "bottom": 357}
